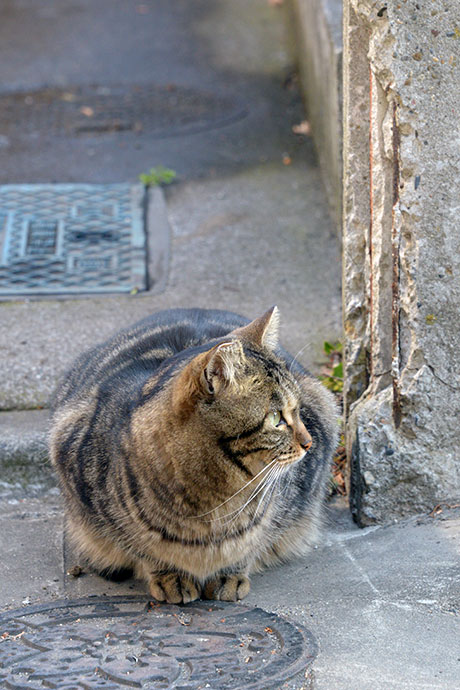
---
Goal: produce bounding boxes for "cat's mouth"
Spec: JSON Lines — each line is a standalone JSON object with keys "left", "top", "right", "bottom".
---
{"left": 276, "top": 449, "right": 308, "bottom": 467}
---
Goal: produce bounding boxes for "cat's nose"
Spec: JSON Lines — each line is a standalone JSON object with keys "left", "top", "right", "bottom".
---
{"left": 297, "top": 426, "right": 312, "bottom": 451}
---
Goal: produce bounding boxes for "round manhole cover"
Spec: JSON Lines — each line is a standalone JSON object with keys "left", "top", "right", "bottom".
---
{"left": 0, "top": 596, "right": 317, "bottom": 689}
{"left": 0, "top": 84, "right": 248, "bottom": 139}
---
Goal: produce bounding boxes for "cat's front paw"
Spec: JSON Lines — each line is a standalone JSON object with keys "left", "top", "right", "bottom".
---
{"left": 148, "top": 572, "right": 201, "bottom": 604}
{"left": 203, "top": 574, "right": 250, "bottom": 601}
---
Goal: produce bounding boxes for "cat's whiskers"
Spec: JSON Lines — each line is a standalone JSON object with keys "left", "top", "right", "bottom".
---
{"left": 288, "top": 340, "right": 312, "bottom": 374}
{"left": 206, "top": 465, "right": 279, "bottom": 527}
{"left": 190, "top": 457, "right": 279, "bottom": 519}
{"left": 219, "top": 469, "right": 282, "bottom": 539}
{"left": 253, "top": 466, "right": 282, "bottom": 521}
{"left": 217, "top": 464, "right": 282, "bottom": 533}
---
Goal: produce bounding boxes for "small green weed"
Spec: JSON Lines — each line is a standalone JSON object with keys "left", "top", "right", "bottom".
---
{"left": 319, "top": 341, "right": 347, "bottom": 497}
{"left": 319, "top": 341, "right": 343, "bottom": 392}
{"left": 139, "top": 166, "right": 177, "bottom": 187}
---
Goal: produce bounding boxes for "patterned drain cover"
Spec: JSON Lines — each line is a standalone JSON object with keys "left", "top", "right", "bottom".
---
{"left": 0, "top": 184, "right": 147, "bottom": 295}
{"left": 0, "top": 84, "right": 247, "bottom": 138}
{"left": 0, "top": 596, "right": 317, "bottom": 689}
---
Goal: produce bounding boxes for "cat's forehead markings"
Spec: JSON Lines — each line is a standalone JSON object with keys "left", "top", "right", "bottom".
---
{"left": 283, "top": 390, "right": 299, "bottom": 410}
{"left": 271, "top": 383, "right": 298, "bottom": 412}
{"left": 270, "top": 391, "right": 284, "bottom": 408}
{"left": 281, "top": 380, "right": 301, "bottom": 408}
{"left": 244, "top": 346, "right": 282, "bottom": 375}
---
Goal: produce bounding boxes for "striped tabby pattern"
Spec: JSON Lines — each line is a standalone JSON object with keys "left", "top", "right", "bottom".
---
{"left": 50, "top": 307, "right": 338, "bottom": 603}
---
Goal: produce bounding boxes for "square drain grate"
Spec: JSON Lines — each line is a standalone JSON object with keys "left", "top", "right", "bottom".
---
{"left": 0, "top": 184, "right": 147, "bottom": 296}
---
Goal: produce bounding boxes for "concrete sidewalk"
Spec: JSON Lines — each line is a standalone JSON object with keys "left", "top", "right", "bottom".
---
{"left": 1, "top": 494, "right": 458, "bottom": 689}
{"left": 0, "top": 1, "right": 458, "bottom": 688}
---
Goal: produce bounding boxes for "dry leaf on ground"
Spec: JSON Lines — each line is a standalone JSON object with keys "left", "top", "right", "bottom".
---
{"left": 292, "top": 120, "right": 311, "bottom": 135}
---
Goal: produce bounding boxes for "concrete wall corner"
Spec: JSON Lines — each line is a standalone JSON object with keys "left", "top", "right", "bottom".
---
{"left": 343, "top": 0, "right": 460, "bottom": 523}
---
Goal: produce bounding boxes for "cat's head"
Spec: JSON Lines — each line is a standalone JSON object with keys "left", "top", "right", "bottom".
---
{"left": 172, "top": 307, "right": 312, "bottom": 473}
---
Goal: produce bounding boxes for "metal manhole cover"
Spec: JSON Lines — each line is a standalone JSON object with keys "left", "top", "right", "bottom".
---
{"left": 0, "top": 85, "right": 247, "bottom": 139}
{"left": 0, "top": 184, "right": 147, "bottom": 296}
{"left": 0, "top": 596, "right": 317, "bottom": 689}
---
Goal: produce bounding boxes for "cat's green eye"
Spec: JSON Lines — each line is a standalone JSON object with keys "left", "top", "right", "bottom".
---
{"left": 267, "top": 410, "right": 283, "bottom": 427}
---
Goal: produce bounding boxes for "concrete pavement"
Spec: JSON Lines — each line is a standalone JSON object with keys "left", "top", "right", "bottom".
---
{"left": 1, "top": 495, "right": 458, "bottom": 688}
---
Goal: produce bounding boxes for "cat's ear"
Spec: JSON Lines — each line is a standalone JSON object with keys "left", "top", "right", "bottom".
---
{"left": 232, "top": 306, "right": 280, "bottom": 349}
{"left": 201, "top": 340, "right": 245, "bottom": 395}
{"left": 172, "top": 340, "right": 244, "bottom": 414}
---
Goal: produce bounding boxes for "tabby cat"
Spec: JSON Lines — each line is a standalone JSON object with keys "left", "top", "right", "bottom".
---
{"left": 50, "top": 307, "right": 338, "bottom": 603}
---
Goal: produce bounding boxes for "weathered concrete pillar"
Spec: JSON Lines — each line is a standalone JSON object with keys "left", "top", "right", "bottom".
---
{"left": 343, "top": 0, "right": 460, "bottom": 524}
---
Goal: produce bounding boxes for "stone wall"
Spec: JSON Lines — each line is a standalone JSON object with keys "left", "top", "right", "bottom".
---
{"left": 343, "top": 0, "right": 460, "bottom": 524}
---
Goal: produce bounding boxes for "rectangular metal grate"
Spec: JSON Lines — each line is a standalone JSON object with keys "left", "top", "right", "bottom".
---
{"left": 0, "top": 184, "right": 147, "bottom": 296}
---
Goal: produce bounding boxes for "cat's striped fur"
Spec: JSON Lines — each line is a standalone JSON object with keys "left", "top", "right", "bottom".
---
{"left": 50, "top": 307, "right": 338, "bottom": 603}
